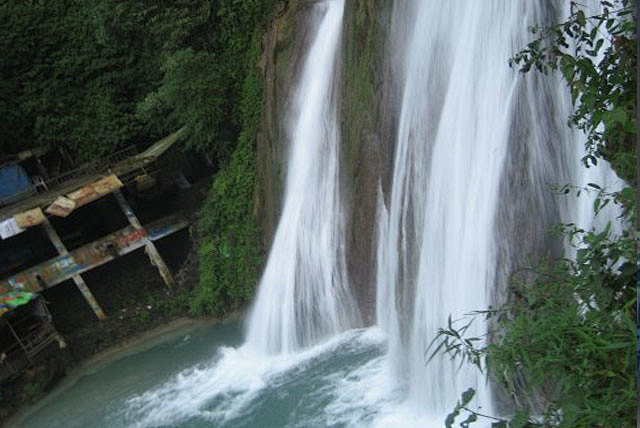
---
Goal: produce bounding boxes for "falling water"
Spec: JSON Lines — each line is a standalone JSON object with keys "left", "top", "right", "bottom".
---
{"left": 245, "top": 0, "right": 360, "bottom": 355}
{"left": 376, "top": 0, "right": 621, "bottom": 423}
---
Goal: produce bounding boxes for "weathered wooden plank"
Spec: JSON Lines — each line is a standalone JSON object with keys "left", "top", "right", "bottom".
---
{"left": 14, "top": 207, "right": 46, "bottom": 229}
{"left": 41, "top": 219, "right": 106, "bottom": 320}
{"left": 66, "top": 175, "right": 123, "bottom": 209}
{"left": 0, "top": 216, "right": 188, "bottom": 295}
{"left": 113, "top": 190, "right": 177, "bottom": 290}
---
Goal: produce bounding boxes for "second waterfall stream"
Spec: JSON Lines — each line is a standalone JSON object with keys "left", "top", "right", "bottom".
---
{"left": 375, "top": 0, "right": 621, "bottom": 425}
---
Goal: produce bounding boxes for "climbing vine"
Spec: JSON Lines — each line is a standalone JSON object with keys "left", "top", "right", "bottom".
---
{"left": 192, "top": 33, "right": 266, "bottom": 316}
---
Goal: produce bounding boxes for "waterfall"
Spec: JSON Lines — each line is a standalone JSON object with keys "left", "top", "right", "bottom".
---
{"left": 375, "top": 0, "right": 621, "bottom": 421}
{"left": 245, "top": 0, "right": 360, "bottom": 355}
{"left": 377, "top": 2, "right": 545, "bottom": 414}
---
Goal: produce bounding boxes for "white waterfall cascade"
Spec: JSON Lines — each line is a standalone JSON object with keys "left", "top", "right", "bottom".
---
{"left": 375, "top": 0, "right": 621, "bottom": 423}
{"left": 245, "top": 0, "right": 360, "bottom": 355}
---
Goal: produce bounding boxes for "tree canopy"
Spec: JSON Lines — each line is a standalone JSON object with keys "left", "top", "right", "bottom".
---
{"left": 0, "top": 0, "right": 275, "bottom": 162}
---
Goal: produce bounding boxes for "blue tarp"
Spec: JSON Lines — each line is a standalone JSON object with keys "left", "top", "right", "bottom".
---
{"left": 0, "top": 165, "right": 33, "bottom": 203}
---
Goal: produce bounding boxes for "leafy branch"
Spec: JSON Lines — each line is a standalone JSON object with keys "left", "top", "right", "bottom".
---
{"left": 510, "top": 0, "right": 637, "bottom": 185}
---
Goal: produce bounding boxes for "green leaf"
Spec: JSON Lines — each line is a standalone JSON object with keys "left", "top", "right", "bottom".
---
{"left": 512, "top": 407, "right": 531, "bottom": 428}
{"left": 593, "top": 197, "right": 601, "bottom": 213}
{"left": 445, "top": 409, "right": 459, "bottom": 427}
{"left": 461, "top": 413, "right": 478, "bottom": 427}
{"left": 562, "top": 64, "right": 575, "bottom": 80}
{"left": 619, "top": 262, "right": 636, "bottom": 276}
{"left": 594, "top": 38, "right": 604, "bottom": 54}
{"left": 576, "top": 10, "right": 587, "bottom": 26}
{"left": 602, "top": 342, "right": 633, "bottom": 350}
{"left": 461, "top": 388, "right": 476, "bottom": 406}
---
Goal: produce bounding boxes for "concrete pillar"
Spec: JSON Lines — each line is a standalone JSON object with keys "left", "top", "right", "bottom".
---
{"left": 42, "top": 219, "right": 106, "bottom": 320}
{"left": 113, "top": 189, "right": 176, "bottom": 291}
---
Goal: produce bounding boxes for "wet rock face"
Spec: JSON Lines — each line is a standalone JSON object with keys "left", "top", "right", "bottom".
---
{"left": 255, "top": 0, "right": 318, "bottom": 250}
{"left": 255, "top": 0, "right": 395, "bottom": 324}
{"left": 340, "top": 0, "right": 395, "bottom": 324}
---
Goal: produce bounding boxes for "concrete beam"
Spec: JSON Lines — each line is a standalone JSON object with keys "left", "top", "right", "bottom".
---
{"left": 0, "top": 217, "right": 188, "bottom": 294}
{"left": 41, "top": 219, "right": 106, "bottom": 320}
{"left": 113, "top": 190, "right": 176, "bottom": 291}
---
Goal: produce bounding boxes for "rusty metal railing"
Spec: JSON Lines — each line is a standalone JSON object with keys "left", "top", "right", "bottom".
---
{"left": 0, "top": 146, "right": 138, "bottom": 208}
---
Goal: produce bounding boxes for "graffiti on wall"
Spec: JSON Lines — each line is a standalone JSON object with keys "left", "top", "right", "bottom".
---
{"left": 0, "top": 217, "right": 188, "bottom": 294}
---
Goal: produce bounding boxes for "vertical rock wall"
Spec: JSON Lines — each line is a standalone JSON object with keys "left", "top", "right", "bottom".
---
{"left": 340, "top": 0, "right": 394, "bottom": 323}
{"left": 255, "top": 0, "right": 320, "bottom": 248}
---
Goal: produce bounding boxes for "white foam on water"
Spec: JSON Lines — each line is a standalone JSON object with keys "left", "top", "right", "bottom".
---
{"left": 319, "top": 328, "right": 474, "bottom": 428}
{"left": 121, "top": 328, "right": 383, "bottom": 428}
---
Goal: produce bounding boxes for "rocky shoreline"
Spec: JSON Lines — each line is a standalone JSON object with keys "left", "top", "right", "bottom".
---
{"left": 0, "top": 225, "right": 204, "bottom": 427}
{"left": 0, "top": 285, "right": 196, "bottom": 427}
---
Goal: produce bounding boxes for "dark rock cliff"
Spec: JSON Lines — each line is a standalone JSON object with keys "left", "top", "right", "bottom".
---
{"left": 255, "top": 0, "right": 316, "bottom": 249}
{"left": 340, "top": 0, "right": 394, "bottom": 323}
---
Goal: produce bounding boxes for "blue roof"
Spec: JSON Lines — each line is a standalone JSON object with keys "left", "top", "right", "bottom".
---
{"left": 0, "top": 165, "right": 33, "bottom": 204}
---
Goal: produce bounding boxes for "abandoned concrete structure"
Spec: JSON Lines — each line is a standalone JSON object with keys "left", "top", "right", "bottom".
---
{"left": 0, "top": 128, "right": 200, "bottom": 377}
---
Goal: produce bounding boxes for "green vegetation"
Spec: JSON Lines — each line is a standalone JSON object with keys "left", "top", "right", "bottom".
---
{"left": 192, "top": 34, "right": 266, "bottom": 316}
{"left": 0, "top": 0, "right": 276, "bottom": 161}
{"left": 0, "top": 1, "right": 160, "bottom": 159}
{"left": 433, "top": 2, "right": 637, "bottom": 427}
{"left": 22, "top": 381, "right": 43, "bottom": 400}
{"left": 510, "top": 0, "right": 637, "bottom": 186}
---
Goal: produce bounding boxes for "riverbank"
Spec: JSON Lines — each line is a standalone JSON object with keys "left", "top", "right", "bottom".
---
{"left": 0, "top": 282, "right": 192, "bottom": 427}
{"left": 5, "top": 314, "right": 245, "bottom": 428}
{"left": 1, "top": 225, "right": 206, "bottom": 427}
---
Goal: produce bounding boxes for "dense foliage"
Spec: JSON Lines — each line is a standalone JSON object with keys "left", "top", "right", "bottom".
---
{"left": 192, "top": 36, "right": 265, "bottom": 315}
{"left": 510, "top": 0, "right": 637, "bottom": 186}
{"left": 0, "top": 0, "right": 275, "bottom": 161}
{"left": 0, "top": 1, "right": 158, "bottom": 158}
{"left": 434, "top": 1, "right": 637, "bottom": 427}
